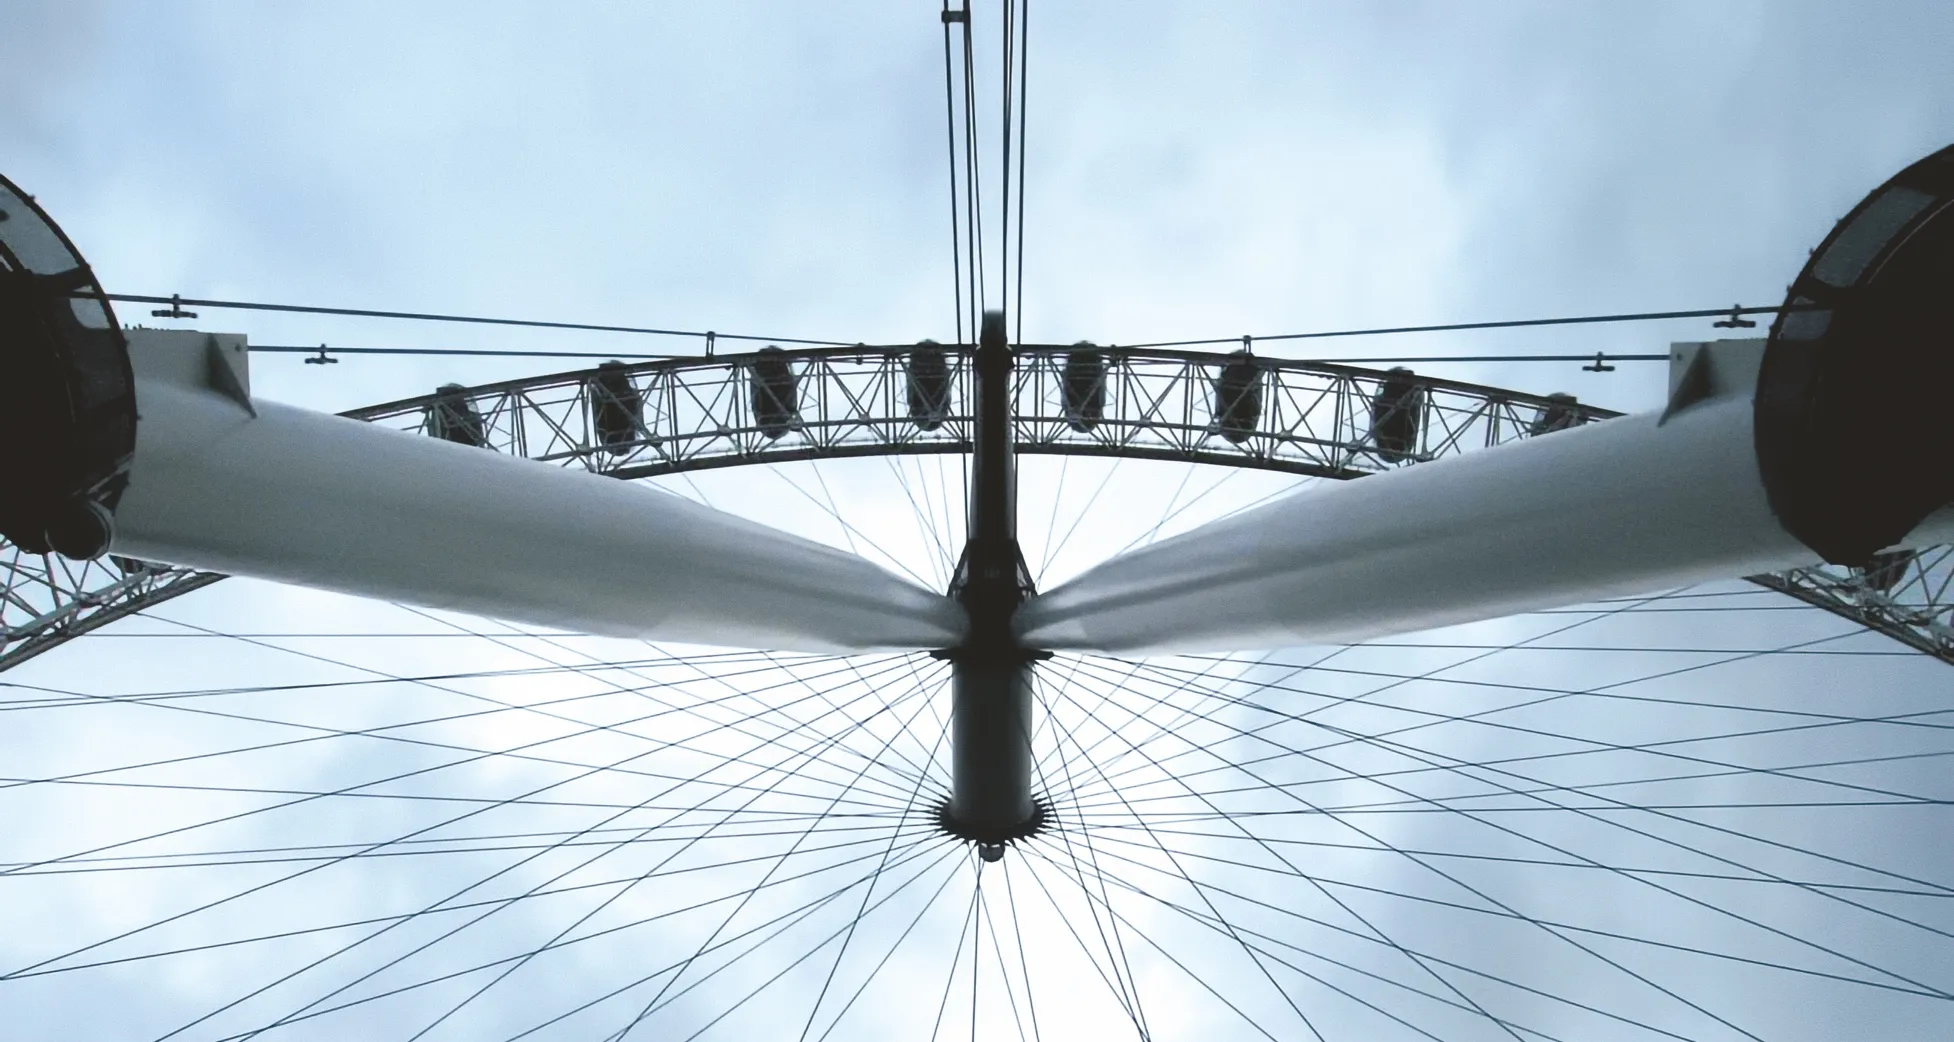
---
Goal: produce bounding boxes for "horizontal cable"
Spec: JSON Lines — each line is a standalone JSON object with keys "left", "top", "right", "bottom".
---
{"left": 244, "top": 343, "right": 1671, "bottom": 366}
{"left": 1119, "top": 303, "right": 1795, "bottom": 349}
{"left": 252, "top": 343, "right": 683, "bottom": 360}
{"left": 97, "top": 291, "right": 1785, "bottom": 362}
{"left": 89, "top": 292, "right": 857, "bottom": 347}
{"left": 1304, "top": 352, "right": 1664, "bottom": 364}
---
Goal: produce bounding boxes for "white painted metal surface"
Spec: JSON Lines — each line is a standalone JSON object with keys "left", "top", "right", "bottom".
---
{"left": 1018, "top": 392, "right": 1948, "bottom": 655}
{"left": 104, "top": 332, "right": 1948, "bottom": 660}
{"left": 110, "top": 334, "right": 963, "bottom": 654}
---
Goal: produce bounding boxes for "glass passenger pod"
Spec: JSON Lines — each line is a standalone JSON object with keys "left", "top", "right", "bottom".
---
{"left": 427, "top": 383, "right": 489, "bottom": 447}
{"left": 1370, "top": 366, "right": 1426, "bottom": 463}
{"left": 1061, "top": 341, "right": 1107, "bottom": 433}
{"left": 1757, "top": 143, "right": 1954, "bottom": 566}
{"left": 0, "top": 173, "right": 136, "bottom": 560}
{"left": 1528, "top": 392, "right": 1583, "bottom": 437}
{"left": 1212, "top": 349, "right": 1263, "bottom": 445}
{"left": 906, "top": 340, "right": 951, "bottom": 431}
{"left": 749, "top": 346, "right": 800, "bottom": 440}
{"left": 588, "top": 360, "right": 646, "bottom": 456}
{"left": 1858, "top": 549, "right": 1916, "bottom": 595}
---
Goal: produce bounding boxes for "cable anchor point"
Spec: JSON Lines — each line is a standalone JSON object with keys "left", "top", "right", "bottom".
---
{"left": 150, "top": 294, "right": 198, "bottom": 320}
{"left": 303, "top": 344, "right": 339, "bottom": 365}
{"left": 704, "top": 330, "right": 716, "bottom": 358}
{"left": 1582, "top": 352, "right": 1616, "bottom": 373}
{"left": 1713, "top": 304, "right": 1758, "bottom": 329}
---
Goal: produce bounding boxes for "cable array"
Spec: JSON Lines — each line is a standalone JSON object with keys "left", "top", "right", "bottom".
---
{"left": 93, "top": 292, "right": 856, "bottom": 349}
{"left": 940, "top": 1, "right": 1032, "bottom": 346}
{"left": 111, "top": 291, "right": 1785, "bottom": 366}
{"left": 1123, "top": 303, "right": 1785, "bottom": 350}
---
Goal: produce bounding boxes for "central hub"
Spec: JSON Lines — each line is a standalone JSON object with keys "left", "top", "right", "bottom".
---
{"left": 935, "top": 795, "right": 1051, "bottom": 862}
{"left": 940, "top": 311, "right": 1046, "bottom": 853}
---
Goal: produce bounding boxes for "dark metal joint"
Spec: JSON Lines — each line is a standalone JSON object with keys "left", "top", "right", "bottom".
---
{"left": 149, "top": 293, "right": 198, "bottom": 320}
{"left": 1713, "top": 303, "right": 1757, "bottom": 329}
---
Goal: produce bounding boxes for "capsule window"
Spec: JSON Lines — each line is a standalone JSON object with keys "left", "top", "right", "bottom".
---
{"left": 907, "top": 341, "right": 951, "bottom": 431}
{"left": 1062, "top": 342, "right": 1106, "bottom": 433}
{"left": 589, "top": 361, "right": 645, "bottom": 457}
{"left": 428, "top": 384, "right": 488, "bottom": 448}
{"left": 750, "top": 347, "right": 800, "bottom": 440}
{"left": 1213, "top": 350, "right": 1263, "bottom": 445}
{"left": 1859, "top": 549, "right": 1914, "bottom": 594}
{"left": 1370, "top": 367, "right": 1425, "bottom": 463}
{"left": 1528, "top": 392, "right": 1582, "bottom": 437}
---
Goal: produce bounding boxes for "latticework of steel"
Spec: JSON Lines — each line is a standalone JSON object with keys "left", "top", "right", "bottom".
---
{"left": 5, "top": 343, "right": 1948, "bottom": 668}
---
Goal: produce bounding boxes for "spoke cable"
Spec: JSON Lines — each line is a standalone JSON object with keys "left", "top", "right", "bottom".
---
{"left": 1068, "top": 656, "right": 1954, "bottom": 1001}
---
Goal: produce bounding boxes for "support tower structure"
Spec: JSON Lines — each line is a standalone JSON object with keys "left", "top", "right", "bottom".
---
{"left": 942, "top": 312, "right": 1046, "bottom": 859}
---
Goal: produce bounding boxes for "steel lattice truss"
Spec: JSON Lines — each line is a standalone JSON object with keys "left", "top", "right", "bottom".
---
{"left": 1751, "top": 546, "right": 1954, "bottom": 660}
{"left": 0, "top": 553, "right": 221, "bottom": 669}
{"left": 4, "top": 343, "right": 1948, "bottom": 669}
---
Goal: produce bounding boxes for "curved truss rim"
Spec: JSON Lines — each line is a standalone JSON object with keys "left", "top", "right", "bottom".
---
{"left": 341, "top": 343, "right": 1614, "bottom": 422}
{"left": 5, "top": 346, "right": 1950, "bottom": 670}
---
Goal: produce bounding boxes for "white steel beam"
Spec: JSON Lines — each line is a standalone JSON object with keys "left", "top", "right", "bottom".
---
{"left": 109, "top": 331, "right": 962, "bottom": 654}
{"left": 1018, "top": 382, "right": 1952, "bottom": 655}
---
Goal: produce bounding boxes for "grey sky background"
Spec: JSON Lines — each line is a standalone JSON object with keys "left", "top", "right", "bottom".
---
{"left": 5, "top": 3, "right": 1954, "bottom": 1040}
{"left": 6, "top": 2, "right": 1951, "bottom": 410}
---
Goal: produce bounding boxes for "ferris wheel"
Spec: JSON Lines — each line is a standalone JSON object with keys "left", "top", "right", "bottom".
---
{"left": 4, "top": 13, "right": 1954, "bottom": 1042}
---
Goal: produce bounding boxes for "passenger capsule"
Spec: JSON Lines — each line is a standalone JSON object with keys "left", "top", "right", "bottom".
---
{"left": 750, "top": 346, "right": 799, "bottom": 440}
{"left": 1860, "top": 549, "right": 1914, "bottom": 594}
{"left": 589, "top": 360, "right": 645, "bottom": 456}
{"left": 1061, "top": 342, "right": 1107, "bottom": 433}
{"left": 907, "top": 340, "right": 951, "bottom": 431}
{"left": 1213, "top": 350, "right": 1262, "bottom": 445}
{"left": 1528, "top": 392, "right": 1582, "bottom": 438}
{"left": 428, "top": 384, "right": 488, "bottom": 448}
{"left": 110, "top": 555, "right": 154, "bottom": 576}
{"left": 1370, "top": 367, "right": 1424, "bottom": 463}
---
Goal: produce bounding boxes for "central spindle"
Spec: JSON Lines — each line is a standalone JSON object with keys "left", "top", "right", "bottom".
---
{"left": 943, "top": 311, "right": 1043, "bottom": 855}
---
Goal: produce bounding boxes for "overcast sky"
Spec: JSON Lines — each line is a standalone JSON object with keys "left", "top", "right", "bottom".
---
{"left": 4, "top": 3, "right": 1953, "bottom": 1040}
{"left": 7, "top": 2, "right": 1951, "bottom": 412}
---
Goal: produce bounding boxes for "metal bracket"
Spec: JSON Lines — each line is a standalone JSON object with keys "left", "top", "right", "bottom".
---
{"left": 1713, "top": 304, "right": 1758, "bottom": 329}
{"left": 1658, "top": 346, "right": 1714, "bottom": 425}
{"left": 1661, "top": 339, "right": 1765, "bottom": 425}
{"left": 124, "top": 328, "right": 254, "bottom": 414}
{"left": 149, "top": 293, "right": 198, "bottom": 320}
{"left": 204, "top": 336, "right": 256, "bottom": 416}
